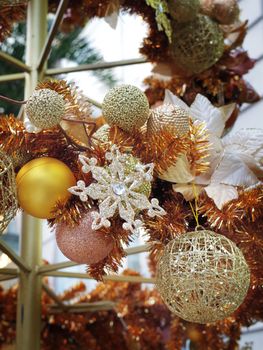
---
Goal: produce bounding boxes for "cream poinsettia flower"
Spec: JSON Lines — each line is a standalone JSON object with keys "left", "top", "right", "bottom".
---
{"left": 161, "top": 90, "right": 263, "bottom": 209}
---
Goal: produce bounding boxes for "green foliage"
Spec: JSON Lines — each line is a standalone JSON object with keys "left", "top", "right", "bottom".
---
{"left": 0, "top": 20, "right": 117, "bottom": 114}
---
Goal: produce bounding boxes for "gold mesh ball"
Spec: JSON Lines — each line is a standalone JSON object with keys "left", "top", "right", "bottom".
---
{"left": 168, "top": 0, "right": 200, "bottom": 23}
{"left": 172, "top": 15, "right": 224, "bottom": 74}
{"left": 156, "top": 230, "right": 250, "bottom": 323}
{"left": 147, "top": 103, "right": 190, "bottom": 137}
{"left": 200, "top": 0, "right": 239, "bottom": 25}
{"left": 0, "top": 151, "right": 18, "bottom": 234}
{"left": 25, "top": 88, "right": 66, "bottom": 129}
{"left": 102, "top": 85, "right": 150, "bottom": 132}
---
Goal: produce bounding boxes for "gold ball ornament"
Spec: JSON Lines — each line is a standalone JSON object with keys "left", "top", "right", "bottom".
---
{"left": 25, "top": 88, "right": 66, "bottom": 129}
{"left": 168, "top": 0, "right": 200, "bottom": 23}
{"left": 102, "top": 85, "right": 150, "bottom": 132}
{"left": 0, "top": 151, "right": 18, "bottom": 234}
{"left": 147, "top": 103, "right": 190, "bottom": 137}
{"left": 172, "top": 15, "right": 224, "bottom": 74}
{"left": 200, "top": 0, "right": 239, "bottom": 25}
{"left": 16, "top": 157, "right": 76, "bottom": 219}
{"left": 156, "top": 230, "right": 250, "bottom": 323}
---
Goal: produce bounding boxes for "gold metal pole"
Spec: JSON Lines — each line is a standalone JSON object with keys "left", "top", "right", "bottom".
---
{"left": 15, "top": 1, "right": 48, "bottom": 349}
{"left": 0, "top": 51, "right": 31, "bottom": 72}
{"left": 46, "top": 57, "right": 147, "bottom": 75}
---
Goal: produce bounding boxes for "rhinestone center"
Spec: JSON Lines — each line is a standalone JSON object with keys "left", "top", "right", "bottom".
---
{"left": 112, "top": 182, "right": 126, "bottom": 196}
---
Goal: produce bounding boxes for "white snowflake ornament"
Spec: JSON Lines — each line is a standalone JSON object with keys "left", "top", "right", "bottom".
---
{"left": 68, "top": 145, "right": 166, "bottom": 234}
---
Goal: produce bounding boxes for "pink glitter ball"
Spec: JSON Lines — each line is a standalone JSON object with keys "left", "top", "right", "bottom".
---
{"left": 55, "top": 211, "right": 114, "bottom": 264}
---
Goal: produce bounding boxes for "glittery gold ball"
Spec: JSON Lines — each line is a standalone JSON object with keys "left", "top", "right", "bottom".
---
{"left": 147, "top": 103, "right": 190, "bottom": 137}
{"left": 0, "top": 151, "right": 17, "bottom": 234}
{"left": 156, "top": 230, "right": 250, "bottom": 323}
{"left": 102, "top": 85, "right": 150, "bottom": 132}
{"left": 168, "top": 0, "right": 200, "bottom": 23}
{"left": 25, "top": 88, "right": 66, "bottom": 129}
{"left": 200, "top": 0, "right": 239, "bottom": 25}
{"left": 172, "top": 15, "right": 224, "bottom": 74}
{"left": 56, "top": 211, "right": 114, "bottom": 264}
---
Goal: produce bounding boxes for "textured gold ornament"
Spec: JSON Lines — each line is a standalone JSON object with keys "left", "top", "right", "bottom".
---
{"left": 0, "top": 151, "right": 18, "bottom": 234}
{"left": 172, "top": 15, "right": 224, "bottom": 74}
{"left": 147, "top": 103, "right": 190, "bottom": 137}
{"left": 168, "top": 0, "right": 200, "bottom": 23}
{"left": 25, "top": 88, "right": 66, "bottom": 129}
{"left": 156, "top": 230, "right": 250, "bottom": 323}
{"left": 10, "top": 149, "right": 32, "bottom": 170}
{"left": 200, "top": 0, "right": 239, "bottom": 25}
{"left": 102, "top": 85, "right": 150, "bottom": 132}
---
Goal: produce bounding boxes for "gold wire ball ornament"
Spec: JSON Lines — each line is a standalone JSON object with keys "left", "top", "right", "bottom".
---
{"left": 0, "top": 151, "right": 18, "bottom": 234}
{"left": 25, "top": 88, "right": 66, "bottom": 129}
{"left": 171, "top": 15, "right": 224, "bottom": 74}
{"left": 102, "top": 85, "right": 150, "bottom": 132}
{"left": 168, "top": 0, "right": 201, "bottom": 23}
{"left": 147, "top": 103, "right": 190, "bottom": 137}
{"left": 156, "top": 229, "right": 250, "bottom": 323}
{"left": 200, "top": 0, "right": 239, "bottom": 25}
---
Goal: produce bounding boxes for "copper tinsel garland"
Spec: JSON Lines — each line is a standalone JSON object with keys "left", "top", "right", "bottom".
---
{"left": 0, "top": 270, "right": 257, "bottom": 350}
{"left": 0, "top": 3, "right": 26, "bottom": 42}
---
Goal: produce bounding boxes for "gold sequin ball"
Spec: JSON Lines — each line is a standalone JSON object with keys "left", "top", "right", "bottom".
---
{"left": 147, "top": 103, "right": 190, "bottom": 137}
{"left": 25, "top": 88, "right": 66, "bottom": 129}
{"left": 168, "top": 0, "right": 200, "bottom": 23}
{"left": 171, "top": 15, "right": 224, "bottom": 74}
{"left": 102, "top": 85, "right": 150, "bottom": 132}
{"left": 156, "top": 230, "right": 250, "bottom": 323}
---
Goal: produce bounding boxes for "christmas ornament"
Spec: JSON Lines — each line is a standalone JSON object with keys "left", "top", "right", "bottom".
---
{"left": 102, "top": 85, "right": 150, "bottom": 132}
{"left": 25, "top": 88, "right": 66, "bottom": 129}
{"left": 56, "top": 211, "right": 114, "bottom": 264}
{"left": 171, "top": 15, "right": 224, "bottom": 74}
{"left": 165, "top": 90, "right": 263, "bottom": 209}
{"left": 69, "top": 145, "right": 165, "bottom": 234}
{"left": 16, "top": 157, "right": 76, "bottom": 219}
{"left": 156, "top": 229, "right": 250, "bottom": 323}
{"left": 92, "top": 124, "right": 110, "bottom": 143}
{"left": 147, "top": 103, "right": 190, "bottom": 137}
{"left": 10, "top": 149, "right": 32, "bottom": 170}
{"left": 168, "top": 0, "right": 200, "bottom": 23}
{"left": 200, "top": 0, "right": 239, "bottom": 25}
{"left": 0, "top": 151, "right": 17, "bottom": 234}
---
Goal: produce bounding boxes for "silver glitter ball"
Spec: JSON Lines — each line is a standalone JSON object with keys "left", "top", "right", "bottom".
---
{"left": 25, "top": 88, "right": 66, "bottom": 129}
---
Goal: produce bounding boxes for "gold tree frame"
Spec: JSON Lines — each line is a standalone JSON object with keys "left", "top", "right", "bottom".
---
{"left": 0, "top": 1, "right": 151, "bottom": 349}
